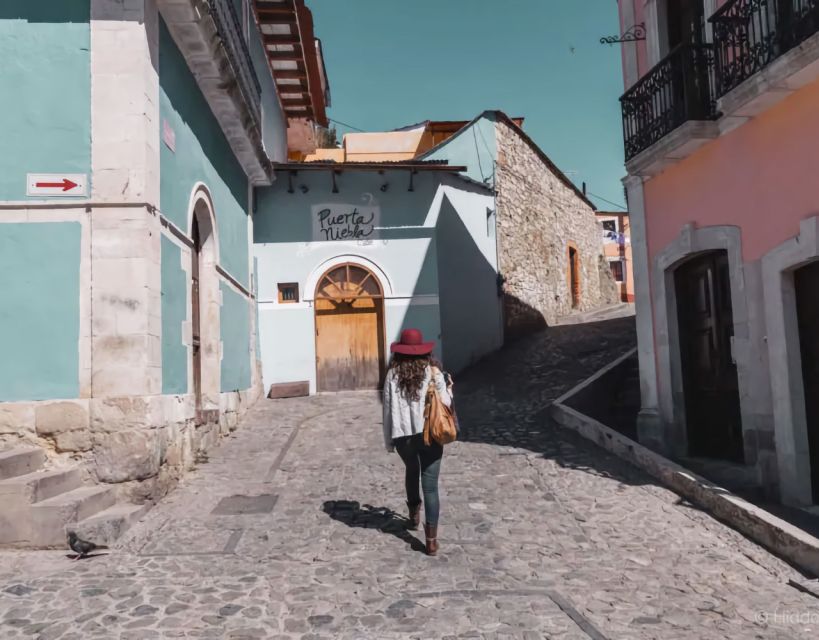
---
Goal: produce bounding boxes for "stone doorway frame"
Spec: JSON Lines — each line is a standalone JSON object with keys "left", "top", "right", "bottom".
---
{"left": 188, "top": 185, "right": 221, "bottom": 418}
{"left": 762, "top": 216, "right": 819, "bottom": 506}
{"left": 652, "top": 224, "right": 756, "bottom": 464}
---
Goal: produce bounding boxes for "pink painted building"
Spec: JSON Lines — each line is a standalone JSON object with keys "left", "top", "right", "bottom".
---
{"left": 617, "top": 0, "right": 819, "bottom": 506}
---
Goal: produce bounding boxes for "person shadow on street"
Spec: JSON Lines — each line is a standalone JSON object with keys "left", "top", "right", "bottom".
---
{"left": 322, "top": 500, "right": 427, "bottom": 554}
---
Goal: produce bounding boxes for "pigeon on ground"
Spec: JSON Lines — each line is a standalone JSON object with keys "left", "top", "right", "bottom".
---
{"left": 67, "top": 531, "right": 108, "bottom": 560}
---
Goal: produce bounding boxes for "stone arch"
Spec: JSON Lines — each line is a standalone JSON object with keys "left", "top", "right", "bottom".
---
{"left": 652, "top": 224, "right": 756, "bottom": 464}
{"left": 305, "top": 254, "right": 394, "bottom": 302}
{"left": 188, "top": 185, "right": 221, "bottom": 420}
{"left": 762, "top": 216, "right": 819, "bottom": 505}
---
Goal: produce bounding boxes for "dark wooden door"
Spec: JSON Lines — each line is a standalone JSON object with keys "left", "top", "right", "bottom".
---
{"left": 667, "top": 0, "right": 705, "bottom": 48}
{"left": 314, "top": 264, "right": 385, "bottom": 392}
{"left": 795, "top": 261, "right": 819, "bottom": 502}
{"left": 191, "top": 217, "right": 202, "bottom": 422}
{"left": 675, "top": 251, "right": 744, "bottom": 462}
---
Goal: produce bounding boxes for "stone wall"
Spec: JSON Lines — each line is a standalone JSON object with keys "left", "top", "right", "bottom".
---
{"left": 494, "top": 120, "right": 619, "bottom": 337}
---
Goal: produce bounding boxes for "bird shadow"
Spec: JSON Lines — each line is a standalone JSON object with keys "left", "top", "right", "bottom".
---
{"left": 64, "top": 552, "right": 108, "bottom": 560}
{"left": 322, "top": 500, "right": 426, "bottom": 554}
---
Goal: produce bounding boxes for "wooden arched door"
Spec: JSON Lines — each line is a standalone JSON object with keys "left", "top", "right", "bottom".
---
{"left": 314, "top": 264, "right": 385, "bottom": 391}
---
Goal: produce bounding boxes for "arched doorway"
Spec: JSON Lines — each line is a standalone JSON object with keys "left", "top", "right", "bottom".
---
{"left": 314, "top": 263, "right": 385, "bottom": 391}
{"left": 794, "top": 260, "right": 819, "bottom": 502}
{"left": 189, "top": 190, "right": 220, "bottom": 424}
{"left": 674, "top": 250, "right": 744, "bottom": 462}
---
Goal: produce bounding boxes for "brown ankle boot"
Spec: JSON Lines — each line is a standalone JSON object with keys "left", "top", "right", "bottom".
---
{"left": 407, "top": 502, "right": 421, "bottom": 530}
{"left": 424, "top": 524, "right": 439, "bottom": 556}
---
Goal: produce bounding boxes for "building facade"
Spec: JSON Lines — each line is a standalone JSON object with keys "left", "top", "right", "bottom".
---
{"left": 618, "top": 0, "right": 819, "bottom": 505}
{"left": 596, "top": 211, "right": 634, "bottom": 303}
{"left": 0, "top": 0, "right": 330, "bottom": 545}
{"left": 254, "top": 163, "right": 502, "bottom": 396}
{"left": 423, "top": 112, "right": 619, "bottom": 337}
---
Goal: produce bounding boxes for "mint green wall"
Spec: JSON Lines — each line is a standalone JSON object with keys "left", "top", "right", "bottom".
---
{"left": 0, "top": 3, "right": 90, "bottom": 201}
{"left": 0, "top": 223, "right": 81, "bottom": 401}
{"left": 422, "top": 114, "right": 498, "bottom": 186}
{"left": 161, "top": 236, "right": 188, "bottom": 395}
{"left": 158, "top": 18, "right": 250, "bottom": 287}
{"left": 220, "top": 283, "right": 251, "bottom": 392}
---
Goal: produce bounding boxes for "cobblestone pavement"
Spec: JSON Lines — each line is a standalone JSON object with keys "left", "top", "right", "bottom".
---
{"left": 2, "top": 318, "right": 819, "bottom": 639}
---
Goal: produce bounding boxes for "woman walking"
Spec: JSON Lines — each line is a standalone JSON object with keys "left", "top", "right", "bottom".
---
{"left": 382, "top": 328, "right": 453, "bottom": 556}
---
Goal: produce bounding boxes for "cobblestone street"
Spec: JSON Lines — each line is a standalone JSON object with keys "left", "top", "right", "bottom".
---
{"left": 1, "top": 318, "right": 818, "bottom": 639}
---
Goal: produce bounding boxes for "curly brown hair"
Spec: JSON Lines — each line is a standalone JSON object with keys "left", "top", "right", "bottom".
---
{"left": 388, "top": 353, "right": 440, "bottom": 401}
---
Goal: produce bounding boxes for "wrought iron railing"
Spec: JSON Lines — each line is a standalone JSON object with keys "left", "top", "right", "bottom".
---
{"left": 209, "top": 0, "right": 262, "bottom": 126}
{"left": 711, "top": 0, "right": 819, "bottom": 98}
{"left": 620, "top": 43, "right": 717, "bottom": 161}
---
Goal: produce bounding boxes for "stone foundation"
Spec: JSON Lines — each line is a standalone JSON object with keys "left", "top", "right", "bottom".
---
{"left": 0, "top": 377, "right": 263, "bottom": 504}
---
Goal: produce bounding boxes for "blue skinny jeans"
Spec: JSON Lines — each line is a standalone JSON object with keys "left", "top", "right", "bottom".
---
{"left": 394, "top": 434, "right": 443, "bottom": 526}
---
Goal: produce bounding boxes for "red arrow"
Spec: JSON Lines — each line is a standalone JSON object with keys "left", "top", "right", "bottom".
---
{"left": 35, "top": 178, "right": 78, "bottom": 192}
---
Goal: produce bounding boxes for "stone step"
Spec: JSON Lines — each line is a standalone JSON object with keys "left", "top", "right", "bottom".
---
{"left": 0, "top": 468, "right": 83, "bottom": 505}
{"left": 74, "top": 503, "right": 151, "bottom": 547}
{"left": 30, "top": 485, "right": 117, "bottom": 547}
{"left": 0, "top": 447, "right": 45, "bottom": 481}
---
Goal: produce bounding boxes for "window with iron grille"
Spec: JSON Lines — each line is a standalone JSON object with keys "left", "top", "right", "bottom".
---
{"left": 278, "top": 283, "right": 299, "bottom": 304}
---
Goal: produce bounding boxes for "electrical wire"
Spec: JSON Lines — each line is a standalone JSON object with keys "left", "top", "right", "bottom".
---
{"left": 328, "top": 117, "right": 366, "bottom": 133}
{"left": 587, "top": 191, "right": 627, "bottom": 211}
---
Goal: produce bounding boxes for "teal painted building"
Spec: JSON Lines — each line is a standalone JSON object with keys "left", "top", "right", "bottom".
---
{"left": 0, "top": 1, "right": 331, "bottom": 513}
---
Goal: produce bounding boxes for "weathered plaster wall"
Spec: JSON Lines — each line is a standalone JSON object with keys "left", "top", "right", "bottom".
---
{"left": 644, "top": 79, "right": 819, "bottom": 266}
{"left": 0, "top": 2, "right": 91, "bottom": 201}
{"left": 220, "top": 282, "right": 252, "bottom": 393}
{"left": 495, "top": 120, "right": 618, "bottom": 334}
{"left": 158, "top": 17, "right": 250, "bottom": 286}
{"left": 436, "top": 191, "right": 503, "bottom": 372}
{"left": 0, "top": 223, "right": 82, "bottom": 401}
{"left": 161, "top": 235, "right": 188, "bottom": 395}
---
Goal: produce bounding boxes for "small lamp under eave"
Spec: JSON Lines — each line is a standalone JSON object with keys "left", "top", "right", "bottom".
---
{"left": 332, "top": 171, "right": 339, "bottom": 194}
{"left": 408, "top": 170, "right": 417, "bottom": 192}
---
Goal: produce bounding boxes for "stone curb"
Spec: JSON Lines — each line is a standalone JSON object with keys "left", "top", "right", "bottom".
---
{"left": 549, "top": 351, "right": 819, "bottom": 578}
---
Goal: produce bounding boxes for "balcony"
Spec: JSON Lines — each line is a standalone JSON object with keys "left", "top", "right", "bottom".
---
{"left": 210, "top": 0, "right": 262, "bottom": 127}
{"left": 711, "top": 0, "right": 819, "bottom": 99}
{"left": 621, "top": 0, "right": 819, "bottom": 175}
{"left": 621, "top": 43, "right": 718, "bottom": 163}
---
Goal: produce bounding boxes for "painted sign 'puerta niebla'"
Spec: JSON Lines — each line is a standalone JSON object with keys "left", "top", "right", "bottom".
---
{"left": 312, "top": 203, "right": 380, "bottom": 241}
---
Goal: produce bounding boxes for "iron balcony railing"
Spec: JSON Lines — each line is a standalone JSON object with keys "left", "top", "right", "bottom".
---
{"left": 620, "top": 43, "right": 718, "bottom": 161}
{"left": 209, "top": 0, "right": 262, "bottom": 127}
{"left": 711, "top": 0, "right": 819, "bottom": 98}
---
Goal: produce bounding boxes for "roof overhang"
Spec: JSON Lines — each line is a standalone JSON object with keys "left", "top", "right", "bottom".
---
{"left": 253, "top": 0, "right": 329, "bottom": 126}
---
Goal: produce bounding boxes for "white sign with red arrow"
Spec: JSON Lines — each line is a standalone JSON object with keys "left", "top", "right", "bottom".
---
{"left": 26, "top": 174, "right": 87, "bottom": 197}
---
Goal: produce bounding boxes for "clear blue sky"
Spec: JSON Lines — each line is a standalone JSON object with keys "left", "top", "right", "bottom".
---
{"left": 308, "top": 0, "right": 627, "bottom": 210}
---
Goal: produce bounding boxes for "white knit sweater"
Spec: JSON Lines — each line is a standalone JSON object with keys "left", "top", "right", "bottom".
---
{"left": 382, "top": 367, "right": 452, "bottom": 451}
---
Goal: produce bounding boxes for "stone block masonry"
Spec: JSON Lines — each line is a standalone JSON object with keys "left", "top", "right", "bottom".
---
{"left": 494, "top": 119, "right": 619, "bottom": 337}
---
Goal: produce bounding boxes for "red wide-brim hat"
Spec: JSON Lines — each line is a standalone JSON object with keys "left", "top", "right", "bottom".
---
{"left": 390, "top": 328, "right": 435, "bottom": 356}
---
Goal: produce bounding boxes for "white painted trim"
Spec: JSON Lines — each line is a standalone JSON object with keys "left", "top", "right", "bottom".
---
{"left": 188, "top": 185, "right": 222, "bottom": 411}
{"left": 623, "top": 176, "right": 662, "bottom": 448}
{"left": 303, "top": 254, "right": 394, "bottom": 301}
{"left": 644, "top": 0, "right": 662, "bottom": 66}
{"left": 621, "top": 0, "right": 640, "bottom": 88}
{"left": 187, "top": 183, "right": 220, "bottom": 263}
{"left": 762, "top": 216, "right": 819, "bottom": 506}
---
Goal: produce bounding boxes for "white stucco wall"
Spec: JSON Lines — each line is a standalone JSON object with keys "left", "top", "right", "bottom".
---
{"left": 253, "top": 169, "right": 499, "bottom": 394}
